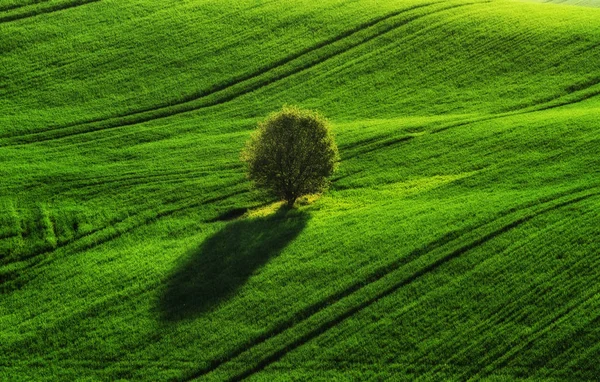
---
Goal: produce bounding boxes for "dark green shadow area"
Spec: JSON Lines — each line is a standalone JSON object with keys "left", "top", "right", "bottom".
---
{"left": 159, "top": 207, "right": 309, "bottom": 322}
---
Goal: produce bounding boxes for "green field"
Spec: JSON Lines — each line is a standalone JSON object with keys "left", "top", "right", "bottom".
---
{"left": 2, "top": 0, "right": 600, "bottom": 380}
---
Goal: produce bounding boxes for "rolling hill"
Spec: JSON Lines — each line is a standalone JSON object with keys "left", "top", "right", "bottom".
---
{"left": 1, "top": 0, "right": 600, "bottom": 380}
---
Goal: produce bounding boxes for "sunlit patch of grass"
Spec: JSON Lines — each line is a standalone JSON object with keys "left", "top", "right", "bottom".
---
{"left": 2, "top": 0, "right": 600, "bottom": 380}
{"left": 245, "top": 201, "right": 287, "bottom": 219}
{"left": 376, "top": 172, "right": 478, "bottom": 197}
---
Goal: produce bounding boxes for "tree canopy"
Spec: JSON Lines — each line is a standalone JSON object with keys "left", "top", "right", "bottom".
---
{"left": 242, "top": 106, "right": 339, "bottom": 208}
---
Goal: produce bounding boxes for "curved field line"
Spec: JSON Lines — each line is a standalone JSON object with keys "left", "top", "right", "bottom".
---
{"left": 412, "top": 207, "right": 600, "bottom": 379}
{"left": 415, "top": 209, "right": 598, "bottom": 379}
{"left": 345, "top": 215, "right": 584, "bottom": 380}
{"left": 430, "top": 75, "right": 600, "bottom": 136}
{"left": 0, "top": 184, "right": 247, "bottom": 293}
{"left": 342, "top": 135, "right": 415, "bottom": 160}
{"left": 1, "top": 1, "right": 436, "bottom": 137}
{"left": 534, "top": 85, "right": 600, "bottom": 111}
{"left": 1, "top": 171, "right": 216, "bottom": 264}
{"left": 0, "top": 0, "right": 99, "bottom": 23}
{"left": 14, "top": 161, "right": 243, "bottom": 192}
{"left": 178, "top": 188, "right": 599, "bottom": 381}
{"left": 52, "top": 169, "right": 222, "bottom": 194}
{"left": 461, "top": 221, "right": 600, "bottom": 378}
{"left": 471, "top": 289, "right": 600, "bottom": 380}
{"left": 0, "top": 0, "right": 52, "bottom": 13}
{"left": 1, "top": 2, "right": 487, "bottom": 147}
{"left": 222, "top": 192, "right": 600, "bottom": 382}
{"left": 407, "top": 39, "right": 600, "bottom": 135}
{"left": 503, "top": 74, "right": 600, "bottom": 114}
{"left": 414, "top": 75, "right": 600, "bottom": 137}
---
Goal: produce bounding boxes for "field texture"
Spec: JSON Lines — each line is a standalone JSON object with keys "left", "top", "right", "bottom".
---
{"left": 2, "top": 0, "right": 600, "bottom": 380}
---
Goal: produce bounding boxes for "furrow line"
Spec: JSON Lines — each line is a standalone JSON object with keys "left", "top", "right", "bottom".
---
{"left": 0, "top": 3, "right": 433, "bottom": 140}
{"left": 2, "top": 1, "right": 436, "bottom": 139}
{"left": 0, "top": 0, "right": 99, "bottom": 23}
{"left": 2, "top": 2, "right": 483, "bottom": 147}
{"left": 55, "top": 170, "right": 220, "bottom": 194}
{"left": 0, "top": 185, "right": 247, "bottom": 293}
{"left": 421, "top": 213, "right": 598, "bottom": 379}
{"left": 430, "top": 74, "right": 600, "bottom": 135}
{"left": 471, "top": 287, "right": 600, "bottom": 380}
{"left": 0, "top": 0, "right": 51, "bottom": 13}
{"left": 181, "top": 187, "right": 597, "bottom": 381}
{"left": 217, "top": 192, "right": 599, "bottom": 381}
{"left": 342, "top": 135, "right": 414, "bottom": 160}
{"left": 507, "top": 74, "right": 600, "bottom": 113}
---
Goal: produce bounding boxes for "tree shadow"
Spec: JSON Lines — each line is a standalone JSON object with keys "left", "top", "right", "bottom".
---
{"left": 158, "top": 207, "right": 308, "bottom": 322}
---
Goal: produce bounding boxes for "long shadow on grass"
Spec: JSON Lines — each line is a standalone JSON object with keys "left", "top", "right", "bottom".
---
{"left": 159, "top": 207, "right": 308, "bottom": 322}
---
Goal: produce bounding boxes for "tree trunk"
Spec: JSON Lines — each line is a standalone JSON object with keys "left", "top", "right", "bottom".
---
{"left": 286, "top": 197, "right": 296, "bottom": 209}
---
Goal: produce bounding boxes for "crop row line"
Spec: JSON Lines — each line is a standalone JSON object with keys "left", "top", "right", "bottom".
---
{"left": 0, "top": 0, "right": 99, "bottom": 23}
{"left": 0, "top": 0, "right": 51, "bottom": 13}
{"left": 13, "top": 1, "right": 436, "bottom": 133}
{"left": 228, "top": 192, "right": 600, "bottom": 381}
{"left": 0, "top": 183, "right": 248, "bottom": 293}
{"left": 1, "top": 1, "right": 484, "bottom": 146}
{"left": 418, "top": 208, "right": 599, "bottom": 378}
{"left": 472, "top": 285, "right": 600, "bottom": 380}
{"left": 181, "top": 187, "right": 599, "bottom": 381}
{"left": 429, "top": 73, "right": 600, "bottom": 136}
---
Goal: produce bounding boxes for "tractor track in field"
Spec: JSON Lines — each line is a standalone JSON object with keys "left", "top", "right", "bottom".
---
{"left": 506, "top": 75, "right": 600, "bottom": 114}
{"left": 429, "top": 73, "right": 600, "bottom": 135}
{"left": 0, "top": 0, "right": 99, "bottom": 23}
{"left": 12, "top": 0, "right": 592, "bottom": 150}
{"left": 3, "top": 171, "right": 214, "bottom": 198}
{"left": 342, "top": 135, "right": 415, "bottom": 160}
{"left": 409, "top": 206, "right": 600, "bottom": 379}
{"left": 329, "top": 224, "right": 574, "bottom": 380}
{"left": 0, "top": 2, "right": 434, "bottom": 139}
{"left": 226, "top": 192, "right": 600, "bottom": 382}
{"left": 0, "top": 184, "right": 248, "bottom": 293}
{"left": 2, "top": 1, "right": 598, "bottom": 149}
{"left": 1, "top": 1, "right": 486, "bottom": 147}
{"left": 347, "top": 70, "right": 600, "bottom": 141}
{"left": 536, "top": 86, "right": 600, "bottom": 111}
{"left": 179, "top": 187, "right": 599, "bottom": 381}
{"left": 21, "top": 161, "right": 243, "bottom": 191}
{"left": 503, "top": 62, "right": 600, "bottom": 113}
{"left": 0, "top": 0, "right": 51, "bottom": 13}
{"left": 472, "top": 286, "right": 600, "bottom": 380}
{"left": 52, "top": 169, "right": 234, "bottom": 195}
{"left": 417, "top": 211, "right": 600, "bottom": 378}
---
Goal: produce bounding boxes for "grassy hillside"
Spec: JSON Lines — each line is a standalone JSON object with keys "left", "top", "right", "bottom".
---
{"left": 1, "top": 0, "right": 600, "bottom": 380}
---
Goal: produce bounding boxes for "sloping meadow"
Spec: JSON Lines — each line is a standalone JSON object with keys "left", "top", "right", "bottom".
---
{"left": 1, "top": 0, "right": 600, "bottom": 380}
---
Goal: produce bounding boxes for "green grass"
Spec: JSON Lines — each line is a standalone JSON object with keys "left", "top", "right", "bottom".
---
{"left": 1, "top": 0, "right": 600, "bottom": 380}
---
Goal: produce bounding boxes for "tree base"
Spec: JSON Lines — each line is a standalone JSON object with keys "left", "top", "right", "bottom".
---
{"left": 285, "top": 199, "right": 296, "bottom": 209}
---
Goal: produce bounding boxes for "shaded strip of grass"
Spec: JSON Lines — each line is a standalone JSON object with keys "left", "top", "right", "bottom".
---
{"left": 0, "top": 0, "right": 52, "bottom": 13}
{"left": 2, "top": 2, "right": 488, "bottom": 146}
{"left": 0, "top": 0, "right": 99, "bottom": 23}
{"left": 0, "top": 185, "right": 247, "bottom": 293}
{"left": 219, "top": 191, "right": 600, "bottom": 382}
{"left": 180, "top": 187, "right": 599, "bottom": 381}
{"left": 1, "top": 2, "right": 436, "bottom": 138}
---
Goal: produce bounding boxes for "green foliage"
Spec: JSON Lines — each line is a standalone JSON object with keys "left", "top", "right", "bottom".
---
{"left": 1, "top": 0, "right": 600, "bottom": 380}
{"left": 242, "top": 106, "right": 339, "bottom": 207}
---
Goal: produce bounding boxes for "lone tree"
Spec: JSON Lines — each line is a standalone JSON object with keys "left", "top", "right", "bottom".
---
{"left": 242, "top": 106, "right": 339, "bottom": 208}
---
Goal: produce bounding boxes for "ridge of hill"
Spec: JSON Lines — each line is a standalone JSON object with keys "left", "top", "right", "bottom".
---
{"left": 1, "top": 0, "right": 600, "bottom": 380}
